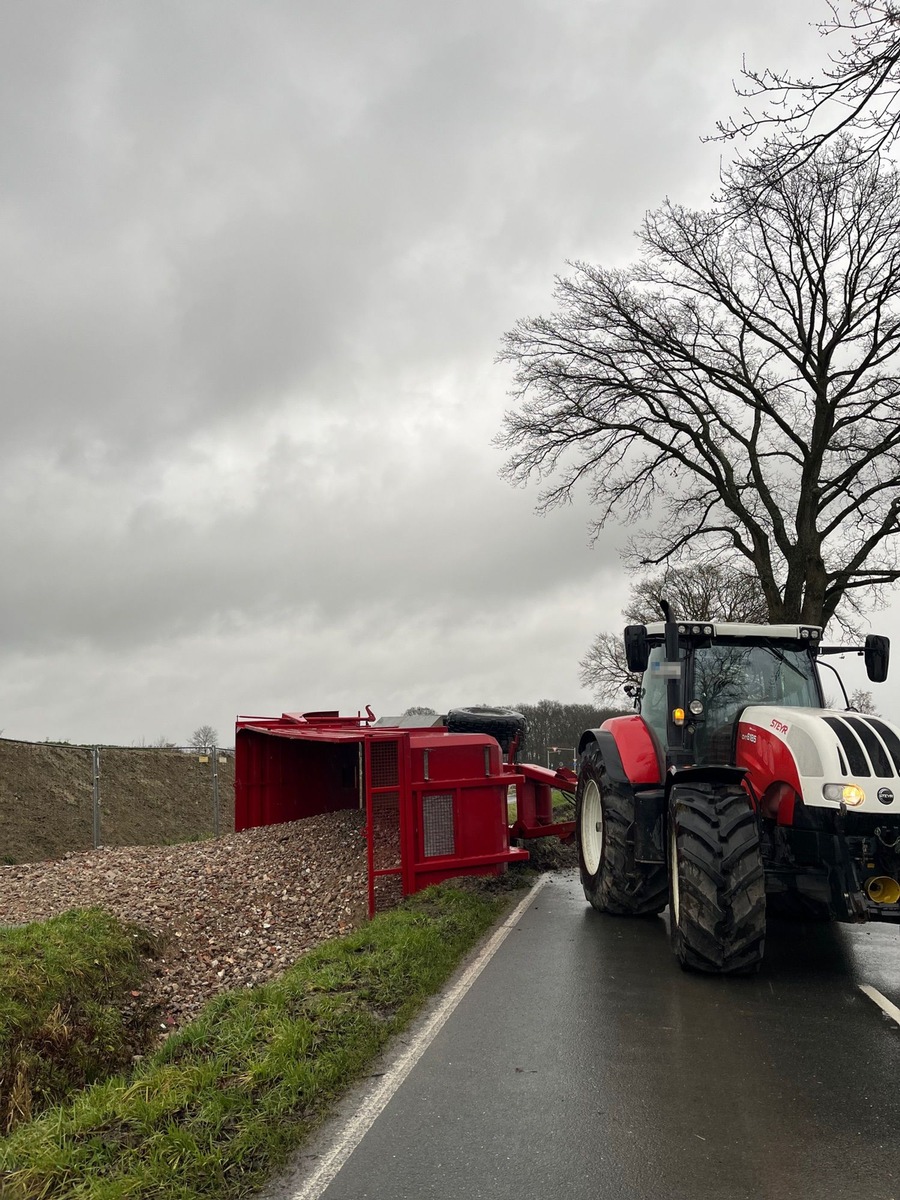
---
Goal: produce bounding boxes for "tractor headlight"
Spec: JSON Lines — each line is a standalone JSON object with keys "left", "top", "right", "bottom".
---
{"left": 689, "top": 699, "right": 704, "bottom": 716}
{"left": 823, "top": 783, "right": 865, "bottom": 806}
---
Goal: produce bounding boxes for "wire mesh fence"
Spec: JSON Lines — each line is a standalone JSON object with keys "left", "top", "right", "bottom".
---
{"left": 0, "top": 738, "right": 235, "bottom": 864}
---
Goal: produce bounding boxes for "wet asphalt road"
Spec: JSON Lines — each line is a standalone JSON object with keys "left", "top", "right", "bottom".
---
{"left": 313, "top": 871, "right": 900, "bottom": 1200}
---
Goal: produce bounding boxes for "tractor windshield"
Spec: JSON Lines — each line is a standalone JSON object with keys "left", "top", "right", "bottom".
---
{"left": 692, "top": 640, "right": 820, "bottom": 764}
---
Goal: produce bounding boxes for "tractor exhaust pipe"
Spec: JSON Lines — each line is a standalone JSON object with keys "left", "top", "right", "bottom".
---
{"left": 866, "top": 876, "right": 900, "bottom": 904}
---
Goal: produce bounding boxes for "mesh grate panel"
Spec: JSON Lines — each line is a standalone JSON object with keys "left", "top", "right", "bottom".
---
{"left": 423, "top": 792, "right": 455, "bottom": 857}
{"left": 370, "top": 741, "right": 399, "bottom": 788}
{"left": 371, "top": 788, "right": 401, "bottom": 870}
{"left": 373, "top": 874, "right": 403, "bottom": 910}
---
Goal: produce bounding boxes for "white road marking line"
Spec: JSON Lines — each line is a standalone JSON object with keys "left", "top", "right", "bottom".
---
{"left": 859, "top": 984, "right": 900, "bottom": 1026}
{"left": 290, "top": 873, "right": 551, "bottom": 1200}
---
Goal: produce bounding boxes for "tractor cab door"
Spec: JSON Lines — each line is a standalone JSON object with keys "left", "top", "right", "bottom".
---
{"left": 690, "top": 640, "right": 821, "bottom": 765}
{"left": 639, "top": 643, "right": 672, "bottom": 751}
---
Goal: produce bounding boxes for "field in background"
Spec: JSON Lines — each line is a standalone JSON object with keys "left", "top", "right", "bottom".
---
{"left": 0, "top": 739, "right": 235, "bottom": 864}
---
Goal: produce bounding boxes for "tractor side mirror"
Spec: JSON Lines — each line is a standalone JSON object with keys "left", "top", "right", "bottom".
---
{"left": 865, "top": 634, "right": 890, "bottom": 683}
{"left": 624, "top": 625, "right": 650, "bottom": 674}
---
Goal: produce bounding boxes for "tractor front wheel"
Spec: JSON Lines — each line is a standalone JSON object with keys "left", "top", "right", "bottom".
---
{"left": 668, "top": 782, "right": 766, "bottom": 974}
{"left": 576, "top": 745, "right": 667, "bottom": 916}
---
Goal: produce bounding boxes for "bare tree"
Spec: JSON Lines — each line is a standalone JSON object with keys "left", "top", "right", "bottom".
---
{"left": 717, "top": 2, "right": 900, "bottom": 168}
{"left": 850, "top": 687, "right": 879, "bottom": 712}
{"left": 579, "top": 633, "right": 633, "bottom": 707}
{"left": 402, "top": 706, "right": 437, "bottom": 717}
{"left": 513, "top": 700, "right": 622, "bottom": 762}
{"left": 621, "top": 563, "right": 769, "bottom": 626}
{"left": 189, "top": 725, "right": 218, "bottom": 752}
{"left": 579, "top": 564, "right": 769, "bottom": 703}
{"left": 499, "top": 140, "right": 900, "bottom": 630}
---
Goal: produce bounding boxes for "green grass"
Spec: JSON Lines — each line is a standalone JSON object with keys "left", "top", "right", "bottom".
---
{"left": 0, "top": 882, "right": 520, "bottom": 1200}
{"left": 508, "top": 788, "right": 576, "bottom": 824}
{"left": 553, "top": 788, "right": 575, "bottom": 815}
{"left": 0, "top": 910, "right": 161, "bottom": 1135}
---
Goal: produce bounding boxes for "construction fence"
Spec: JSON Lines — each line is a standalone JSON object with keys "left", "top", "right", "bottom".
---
{"left": 0, "top": 738, "right": 235, "bottom": 865}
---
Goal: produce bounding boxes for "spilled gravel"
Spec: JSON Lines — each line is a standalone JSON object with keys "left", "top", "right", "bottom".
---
{"left": 0, "top": 811, "right": 368, "bottom": 1033}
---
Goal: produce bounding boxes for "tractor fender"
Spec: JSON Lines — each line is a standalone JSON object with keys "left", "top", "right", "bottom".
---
{"left": 578, "top": 729, "right": 626, "bottom": 779}
{"left": 585, "top": 715, "right": 662, "bottom": 786}
{"left": 579, "top": 718, "right": 664, "bottom": 863}
{"left": 577, "top": 727, "right": 603, "bottom": 757}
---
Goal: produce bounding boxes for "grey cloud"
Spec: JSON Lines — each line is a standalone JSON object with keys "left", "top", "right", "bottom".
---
{"left": 0, "top": 0, "right": 832, "bottom": 742}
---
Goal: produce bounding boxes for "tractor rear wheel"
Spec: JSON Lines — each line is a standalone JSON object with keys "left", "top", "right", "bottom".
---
{"left": 668, "top": 782, "right": 766, "bottom": 974}
{"left": 576, "top": 744, "right": 668, "bottom": 916}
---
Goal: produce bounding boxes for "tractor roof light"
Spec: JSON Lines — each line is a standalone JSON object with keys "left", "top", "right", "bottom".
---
{"left": 823, "top": 783, "right": 865, "bottom": 806}
{"left": 672, "top": 707, "right": 686, "bottom": 726}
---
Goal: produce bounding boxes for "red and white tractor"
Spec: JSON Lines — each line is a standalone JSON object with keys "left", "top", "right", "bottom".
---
{"left": 575, "top": 607, "right": 895, "bottom": 974}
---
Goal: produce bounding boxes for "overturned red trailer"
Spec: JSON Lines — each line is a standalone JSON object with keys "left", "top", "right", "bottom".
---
{"left": 234, "top": 707, "right": 575, "bottom": 913}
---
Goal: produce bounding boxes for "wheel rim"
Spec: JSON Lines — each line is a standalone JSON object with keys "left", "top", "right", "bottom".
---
{"left": 670, "top": 820, "right": 680, "bottom": 926}
{"left": 581, "top": 779, "right": 603, "bottom": 875}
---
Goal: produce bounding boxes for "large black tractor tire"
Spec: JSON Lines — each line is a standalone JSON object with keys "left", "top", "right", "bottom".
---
{"left": 576, "top": 743, "right": 668, "bottom": 916}
{"left": 668, "top": 783, "right": 766, "bottom": 974}
{"left": 445, "top": 706, "right": 526, "bottom": 757}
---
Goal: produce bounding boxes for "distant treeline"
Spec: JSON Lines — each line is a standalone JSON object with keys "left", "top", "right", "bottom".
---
{"left": 513, "top": 700, "right": 626, "bottom": 768}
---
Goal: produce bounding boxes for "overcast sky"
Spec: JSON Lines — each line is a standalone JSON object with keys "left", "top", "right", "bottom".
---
{"left": 2, "top": 0, "right": 885, "bottom": 746}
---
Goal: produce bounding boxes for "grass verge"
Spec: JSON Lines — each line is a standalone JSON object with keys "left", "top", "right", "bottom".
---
{"left": 0, "top": 910, "right": 161, "bottom": 1135}
{"left": 0, "top": 879, "right": 524, "bottom": 1200}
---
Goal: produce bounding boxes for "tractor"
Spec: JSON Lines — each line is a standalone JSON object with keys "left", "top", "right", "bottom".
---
{"left": 575, "top": 606, "right": 895, "bottom": 974}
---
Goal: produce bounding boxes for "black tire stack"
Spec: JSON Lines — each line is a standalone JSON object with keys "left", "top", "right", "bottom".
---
{"left": 444, "top": 706, "right": 526, "bottom": 758}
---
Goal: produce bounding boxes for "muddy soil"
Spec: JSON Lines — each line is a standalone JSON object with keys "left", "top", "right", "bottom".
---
{"left": 0, "top": 739, "right": 235, "bottom": 864}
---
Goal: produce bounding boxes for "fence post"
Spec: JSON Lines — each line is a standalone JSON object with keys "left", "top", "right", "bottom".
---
{"left": 92, "top": 746, "right": 101, "bottom": 849}
{"left": 211, "top": 747, "right": 220, "bottom": 838}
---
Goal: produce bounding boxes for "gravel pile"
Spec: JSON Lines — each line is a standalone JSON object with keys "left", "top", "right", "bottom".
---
{"left": 0, "top": 810, "right": 369, "bottom": 1033}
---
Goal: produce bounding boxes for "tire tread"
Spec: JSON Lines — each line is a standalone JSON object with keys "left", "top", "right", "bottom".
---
{"left": 670, "top": 783, "right": 766, "bottom": 974}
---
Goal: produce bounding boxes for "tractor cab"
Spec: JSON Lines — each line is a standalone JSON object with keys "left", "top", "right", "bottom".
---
{"left": 627, "top": 622, "right": 826, "bottom": 768}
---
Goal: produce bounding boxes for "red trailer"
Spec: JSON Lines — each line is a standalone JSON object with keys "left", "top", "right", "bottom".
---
{"left": 234, "top": 707, "right": 575, "bottom": 913}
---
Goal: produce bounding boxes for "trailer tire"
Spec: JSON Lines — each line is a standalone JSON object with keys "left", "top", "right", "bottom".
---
{"left": 668, "top": 782, "right": 766, "bottom": 974}
{"left": 576, "top": 743, "right": 668, "bottom": 916}
{"left": 445, "top": 707, "right": 526, "bottom": 756}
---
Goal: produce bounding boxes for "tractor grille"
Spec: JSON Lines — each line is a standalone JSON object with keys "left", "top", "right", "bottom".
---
{"left": 422, "top": 792, "right": 455, "bottom": 857}
{"left": 865, "top": 718, "right": 900, "bottom": 774}
{"left": 846, "top": 717, "right": 893, "bottom": 776}
{"left": 824, "top": 715, "right": 897, "bottom": 779}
